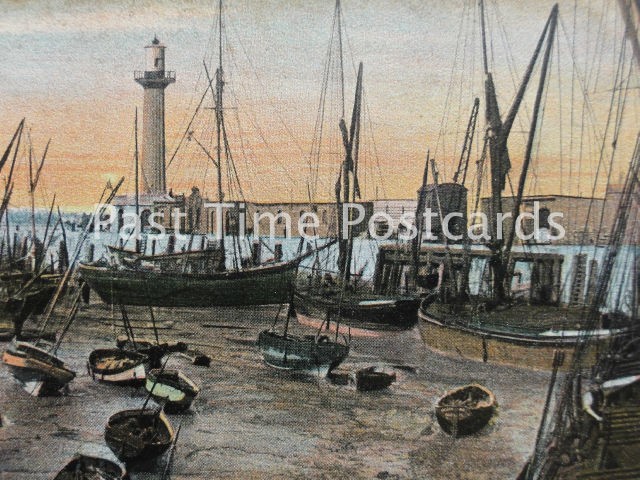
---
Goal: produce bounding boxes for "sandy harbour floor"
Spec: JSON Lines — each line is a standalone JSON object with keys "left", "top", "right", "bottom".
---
{"left": 0, "top": 301, "right": 553, "bottom": 479}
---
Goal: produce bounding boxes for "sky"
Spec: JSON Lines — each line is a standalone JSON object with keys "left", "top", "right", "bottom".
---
{"left": 0, "top": 0, "right": 637, "bottom": 210}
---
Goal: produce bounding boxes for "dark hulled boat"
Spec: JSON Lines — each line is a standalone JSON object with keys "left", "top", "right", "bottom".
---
{"left": 145, "top": 368, "right": 200, "bottom": 412}
{"left": 105, "top": 408, "right": 175, "bottom": 464}
{"left": 353, "top": 366, "right": 396, "bottom": 391}
{"left": 435, "top": 384, "right": 497, "bottom": 436}
{"left": 257, "top": 330, "right": 349, "bottom": 377}
{"left": 1, "top": 340, "right": 75, "bottom": 396}
{"left": 0, "top": 274, "right": 61, "bottom": 339}
{"left": 295, "top": 13, "right": 420, "bottom": 331}
{"left": 295, "top": 290, "right": 420, "bottom": 331}
{"left": 53, "top": 454, "right": 128, "bottom": 480}
{"left": 79, "top": 253, "right": 307, "bottom": 308}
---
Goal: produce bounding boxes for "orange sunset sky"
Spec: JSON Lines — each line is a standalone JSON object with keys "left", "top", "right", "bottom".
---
{"left": 0, "top": 0, "right": 638, "bottom": 211}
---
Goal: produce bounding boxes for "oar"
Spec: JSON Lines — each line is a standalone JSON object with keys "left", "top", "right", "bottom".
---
{"left": 160, "top": 422, "right": 182, "bottom": 480}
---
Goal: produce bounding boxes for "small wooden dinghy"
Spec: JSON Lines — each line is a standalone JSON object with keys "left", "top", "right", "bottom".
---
{"left": 1, "top": 341, "right": 75, "bottom": 396}
{"left": 88, "top": 349, "right": 147, "bottom": 385}
{"left": 435, "top": 384, "right": 496, "bottom": 436}
{"left": 116, "top": 335, "right": 187, "bottom": 354}
{"left": 105, "top": 408, "right": 175, "bottom": 464}
{"left": 257, "top": 330, "right": 349, "bottom": 376}
{"left": 146, "top": 368, "right": 200, "bottom": 413}
{"left": 53, "top": 454, "right": 128, "bottom": 479}
{"left": 352, "top": 366, "right": 396, "bottom": 391}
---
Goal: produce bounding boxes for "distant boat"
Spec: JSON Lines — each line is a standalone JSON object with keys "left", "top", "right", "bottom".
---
{"left": 105, "top": 408, "right": 175, "bottom": 464}
{"left": 1, "top": 340, "right": 75, "bottom": 396}
{"left": 145, "top": 368, "right": 200, "bottom": 413}
{"left": 53, "top": 454, "right": 127, "bottom": 480}
{"left": 435, "top": 384, "right": 496, "bottom": 436}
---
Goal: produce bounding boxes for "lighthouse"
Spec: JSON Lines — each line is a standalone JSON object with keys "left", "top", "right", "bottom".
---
{"left": 135, "top": 37, "right": 175, "bottom": 194}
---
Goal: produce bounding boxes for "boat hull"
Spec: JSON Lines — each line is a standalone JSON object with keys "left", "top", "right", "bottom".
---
{"left": 294, "top": 291, "right": 420, "bottom": 331}
{"left": 0, "top": 275, "right": 60, "bottom": 338}
{"left": 88, "top": 349, "right": 148, "bottom": 385}
{"left": 435, "top": 384, "right": 496, "bottom": 436}
{"left": 1, "top": 342, "right": 75, "bottom": 396}
{"left": 257, "top": 330, "right": 349, "bottom": 376}
{"left": 145, "top": 369, "right": 200, "bottom": 413}
{"left": 417, "top": 305, "right": 623, "bottom": 371}
{"left": 105, "top": 409, "right": 174, "bottom": 464}
{"left": 79, "top": 261, "right": 298, "bottom": 307}
{"left": 353, "top": 367, "right": 396, "bottom": 391}
{"left": 53, "top": 454, "right": 128, "bottom": 480}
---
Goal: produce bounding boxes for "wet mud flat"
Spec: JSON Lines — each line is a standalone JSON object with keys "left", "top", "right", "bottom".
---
{"left": 0, "top": 302, "right": 552, "bottom": 479}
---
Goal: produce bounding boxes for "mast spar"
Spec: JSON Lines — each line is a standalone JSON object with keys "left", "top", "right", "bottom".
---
{"left": 479, "top": 0, "right": 558, "bottom": 302}
{"left": 337, "top": 62, "right": 363, "bottom": 284}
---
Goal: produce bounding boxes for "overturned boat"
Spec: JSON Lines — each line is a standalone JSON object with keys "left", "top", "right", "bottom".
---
{"left": 145, "top": 368, "right": 200, "bottom": 413}
{"left": 88, "top": 349, "right": 148, "bottom": 385}
{"left": 53, "top": 454, "right": 128, "bottom": 480}
{"left": 105, "top": 408, "right": 175, "bottom": 464}
{"left": 1, "top": 340, "right": 75, "bottom": 396}
{"left": 435, "top": 384, "right": 496, "bottom": 436}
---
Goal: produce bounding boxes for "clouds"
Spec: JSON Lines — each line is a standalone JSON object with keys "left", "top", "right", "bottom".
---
{"left": 0, "top": 0, "right": 633, "bottom": 208}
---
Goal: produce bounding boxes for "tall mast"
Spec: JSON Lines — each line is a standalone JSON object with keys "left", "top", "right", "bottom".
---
{"left": 336, "top": 0, "right": 345, "bottom": 119}
{"left": 215, "top": 0, "right": 226, "bottom": 269}
{"left": 344, "top": 62, "right": 363, "bottom": 284}
{"left": 134, "top": 107, "right": 141, "bottom": 253}
{"left": 412, "top": 151, "right": 430, "bottom": 279}
{"left": 28, "top": 138, "right": 36, "bottom": 250}
{"left": 216, "top": 0, "right": 224, "bottom": 205}
{"left": 337, "top": 62, "right": 363, "bottom": 283}
{"left": 479, "top": 0, "right": 557, "bottom": 302}
{"left": 618, "top": 0, "right": 640, "bottom": 69}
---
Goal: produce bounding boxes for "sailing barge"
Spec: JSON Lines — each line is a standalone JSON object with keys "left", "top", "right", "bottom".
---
{"left": 378, "top": 242, "right": 627, "bottom": 370}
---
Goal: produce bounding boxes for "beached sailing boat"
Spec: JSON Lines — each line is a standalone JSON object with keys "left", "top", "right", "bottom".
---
{"left": 416, "top": 0, "right": 637, "bottom": 369}
{"left": 2, "top": 179, "right": 124, "bottom": 395}
{"left": 257, "top": 292, "right": 350, "bottom": 376}
{"left": 295, "top": 0, "right": 421, "bottom": 332}
{"left": 78, "top": 0, "right": 322, "bottom": 308}
{"left": 0, "top": 120, "right": 65, "bottom": 340}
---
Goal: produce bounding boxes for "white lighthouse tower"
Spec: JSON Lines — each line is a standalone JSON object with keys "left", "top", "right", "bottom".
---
{"left": 135, "top": 37, "right": 175, "bottom": 194}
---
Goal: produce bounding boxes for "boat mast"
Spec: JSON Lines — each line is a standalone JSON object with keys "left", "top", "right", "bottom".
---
{"left": 337, "top": 62, "right": 363, "bottom": 284}
{"left": 134, "top": 107, "right": 141, "bottom": 253}
{"left": 480, "top": 0, "right": 508, "bottom": 302}
{"left": 336, "top": 0, "right": 346, "bottom": 119}
{"left": 215, "top": 0, "right": 226, "bottom": 270}
{"left": 27, "top": 135, "right": 49, "bottom": 271}
{"left": 479, "top": 0, "right": 557, "bottom": 302}
{"left": 412, "top": 151, "right": 430, "bottom": 281}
